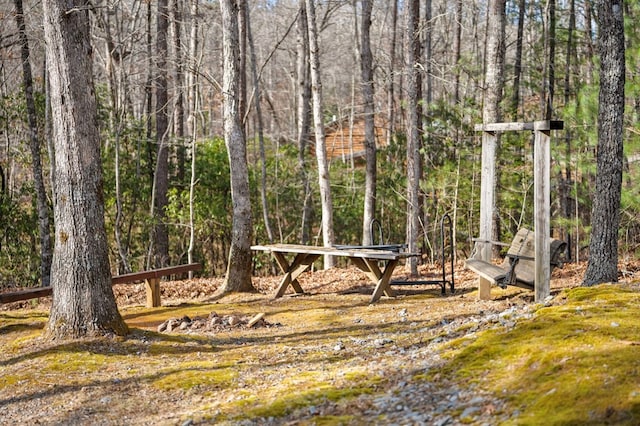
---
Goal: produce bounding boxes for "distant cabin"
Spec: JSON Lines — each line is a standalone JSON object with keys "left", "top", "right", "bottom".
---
{"left": 321, "top": 116, "right": 389, "bottom": 162}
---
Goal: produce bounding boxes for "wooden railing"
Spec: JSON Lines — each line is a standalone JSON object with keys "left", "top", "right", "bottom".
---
{"left": 0, "top": 263, "right": 203, "bottom": 308}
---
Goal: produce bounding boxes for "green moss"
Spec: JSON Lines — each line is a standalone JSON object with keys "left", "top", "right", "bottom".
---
{"left": 241, "top": 384, "right": 373, "bottom": 419}
{"left": 151, "top": 361, "right": 237, "bottom": 391}
{"left": 6, "top": 331, "right": 44, "bottom": 352}
{"left": 312, "top": 415, "right": 358, "bottom": 425}
{"left": 439, "top": 285, "right": 640, "bottom": 425}
{"left": 564, "top": 284, "right": 639, "bottom": 303}
{"left": 208, "top": 366, "right": 383, "bottom": 423}
{"left": 146, "top": 333, "right": 216, "bottom": 356}
{"left": 46, "top": 354, "right": 104, "bottom": 373}
{"left": 0, "top": 374, "right": 25, "bottom": 387}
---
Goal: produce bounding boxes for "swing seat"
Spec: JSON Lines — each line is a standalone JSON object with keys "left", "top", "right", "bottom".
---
{"left": 465, "top": 228, "right": 566, "bottom": 289}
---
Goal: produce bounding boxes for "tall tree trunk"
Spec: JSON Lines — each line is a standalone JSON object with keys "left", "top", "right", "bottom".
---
{"left": 172, "top": 0, "right": 187, "bottom": 184}
{"left": 386, "top": 0, "right": 398, "bottom": 147}
{"left": 187, "top": 0, "right": 200, "bottom": 136}
{"left": 421, "top": 0, "right": 432, "bottom": 254}
{"left": 102, "top": 2, "right": 128, "bottom": 273}
{"left": 422, "top": 0, "right": 431, "bottom": 112}
{"left": 15, "top": 0, "right": 52, "bottom": 287}
{"left": 405, "top": 0, "right": 421, "bottom": 276}
{"left": 296, "top": 1, "right": 313, "bottom": 245}
{"left": 561, "top": 0, "right": 576, "bottom": 260}
{"left": 43, "top": 0, "right": 128, "bottom": 338}
{"left": 187, "top": 0, "right": 199, "bottom": 277}
{"left": 415, "top": 0, "right": 424, "bottom": 135}
{"left": 361, "top": 0, "right": 376, "bottom": 246}
{"left": 584, "top": 0, "right": 595, "bottom": 85}
{"left": 238, "top": 0, "right": 248, "bottom": 129}
{"left": 145, "top": 1, "right": 154, "bottom": 182}
{"left": 452, "top": 0, "right": 463, "bottom": 105}
{"left": 482, "top": 0, "right": 506, "bottom": 257}
{"left": 542, "top": 0, "right": 556, "bottom": 119}
{"left": 583, "top": 0, "right": 624, "bottom": 286}
{"left": 306, "top": 0, "right": 335, "bottom": 268}
{"left": 349, "top": 0, "right": 360, "bottom": 172}
{"left": 153, "top": 0, "right": 170, "bottom": 268}
{"left": 219, "top": 0, "right": 255, "bottom": 293}
{"left": 247, "top": 1, "right": 274, "bottom": 243}
{"left": 509, "top": 0, "right": 525, "bottom": 120}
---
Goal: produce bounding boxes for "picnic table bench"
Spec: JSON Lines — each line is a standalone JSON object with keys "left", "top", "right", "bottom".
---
{"left": 251, "top": 244, "right": 419, "bottom": 303}
{"left": 0, "top": 263, "right": 202, "bottom": 308}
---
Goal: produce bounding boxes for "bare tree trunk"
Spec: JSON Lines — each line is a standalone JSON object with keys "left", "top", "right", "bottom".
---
{"left": 94, "top": 1, "right": 131, "bottom": 274}
{"left": 114, "top": 118, "right": 131, "bottom": 274}
{"left": 405, "top": 0, "right": 421, "bottom": 276}
{"left": 349, "top": 7, "right": 359, "bottom": 173}
{"left": 246, "top": 1, "right": 274, "bottom": 243}
{"left": 144, "top": 1, "right": 154, "bottom": 182}
{"left": 386, "top": 0, "right": 398, "bottom": 147}
{"left": 15, "top": 0, "right": 52, "bottom": 287}
{"left": 542, "top": 0, "right": 556, "bottom": 119}
{"left": 172, "top": 0, "right": 187, "bottom": 184}
{"left": 219, "top": 0, "right": 255, "bottom": 293}
{"left": 306, "top": 0, "right": 335, "bottom": 268}
{"left": 43, "top": 0, "right": 128, "bottom": 338}
{"left": 415, "top": 0, "right": 424, "bottom": 136}
{"left": 361, "top": 0, "right": 376, "bottom": 246}
{"left": 421, "top": 0, "right": 432, "bottom": 254}
{"left": 422, "top": 0, "right": 431, "bottom": 112}
{"left": 509, "top": 0, "right": 525, "bottom": 120}
{"left": 584, "top": 0, "right": 595, "bottom": 85}
{"left": 583, "top": 0, "right": 624, "bottom": 286}
{"left": 152, "top": 0, "right": 171, "bottom": 268}
{"left": 452, "top": 0, "right": 463, "bottom": 105}
{"left": 187, "top": 0, "right": 199, "bottom": 277}
{"left": 296, "top": 1, "right": 313, "bottom": 245}
{"left": 45, "top": 65, "right": 56, "bottom": 199}
{"left": 187, "top": 0, "right": 199, "bottom": 126}
{"left": 238, "top": 0, "right": 248, "bottom": 129}
{"left": 561, "top": 0, "right": 576, "bottom": 261}
{"left": 482, "top": 0, "right": 506, "bottom": 257}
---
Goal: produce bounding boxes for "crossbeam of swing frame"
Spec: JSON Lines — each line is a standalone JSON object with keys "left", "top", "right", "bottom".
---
{"left": 475, "top": 120, "right": 564, "bottom": 302}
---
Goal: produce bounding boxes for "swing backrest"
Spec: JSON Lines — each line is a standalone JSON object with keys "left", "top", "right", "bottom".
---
{"left": 502, "top": 228, "right": 566, "bottom": 286}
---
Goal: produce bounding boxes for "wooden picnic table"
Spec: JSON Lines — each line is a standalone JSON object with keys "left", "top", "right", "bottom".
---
{"left": 251, "top": 244, "right": 419, "bottom": 303}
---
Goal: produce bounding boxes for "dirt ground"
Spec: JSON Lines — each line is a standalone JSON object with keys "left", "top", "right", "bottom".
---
{"left": 1, "top": 259, "right": 590, "bottom": 311}
{"left": 1, "top": 260, "right": 639, "bottom": 425}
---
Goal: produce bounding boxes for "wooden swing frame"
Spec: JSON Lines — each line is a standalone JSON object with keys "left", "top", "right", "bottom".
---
{"left": 473, "top": 120, "right": 563, "bottom": 302}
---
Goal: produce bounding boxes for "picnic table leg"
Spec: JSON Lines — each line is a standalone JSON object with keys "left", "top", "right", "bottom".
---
{"left": 272, "top": 252, "right": 321, "bottom": 298}
{"left": 349, "top": 257, "right": 378, "bottom": 283}
{"left": 350, "top": 257, "right": 398, "bottom": 303}
{"left": 368, "top": 259, "right": 398, "bottom": 303}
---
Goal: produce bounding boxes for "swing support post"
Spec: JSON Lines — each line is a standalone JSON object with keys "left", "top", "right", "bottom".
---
{"left": 474, "top": 120, "right": 563, "bottom": 302}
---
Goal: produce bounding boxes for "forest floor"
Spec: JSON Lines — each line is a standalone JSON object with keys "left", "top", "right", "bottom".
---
{"left": 2, "top": 260, "right": 640, "bottom": 425}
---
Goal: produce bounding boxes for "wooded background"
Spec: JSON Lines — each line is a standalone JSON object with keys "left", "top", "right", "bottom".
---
{"left": 0, "top": 0, "right": 638, "bottom": 289}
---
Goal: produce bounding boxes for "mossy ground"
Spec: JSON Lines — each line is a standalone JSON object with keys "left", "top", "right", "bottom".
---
{"left": 438, "top": 284, "right": 640, "bottom": 425}
{"left": 1, "top": 263, "right": 640, "bottom": 425}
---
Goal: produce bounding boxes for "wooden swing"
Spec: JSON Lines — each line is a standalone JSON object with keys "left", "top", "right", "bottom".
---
{"left": 466, "top": 228, "right": 566, "bottom": 290}
{"left": 468, "top": 120, "right": 564, "bottom": 302}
